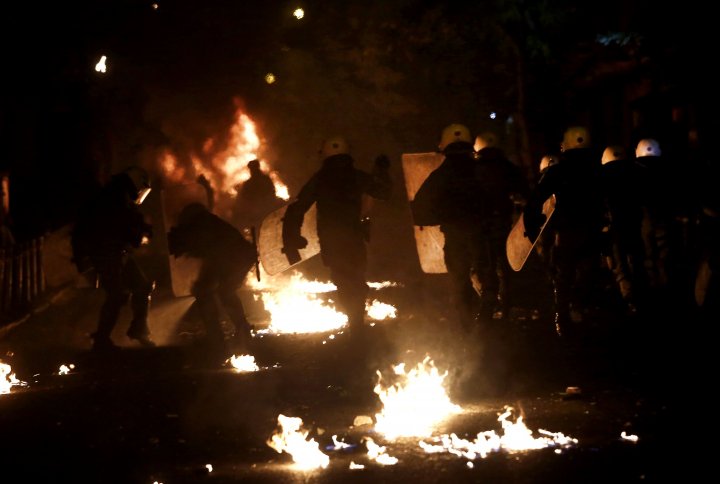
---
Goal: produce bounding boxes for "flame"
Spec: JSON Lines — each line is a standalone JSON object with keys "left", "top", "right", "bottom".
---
{"left": 267, "top": 414, "right": 330, "bottom": 470}
{"left": 58, "top": 364, "right": 75, "bottom": 375}
{"left": 250, "top": 272, "right": 397, "bottom": 334}
{"left": 418, "top": 407, "right": 578, "bottom": 459}
{"left": 366, "top": 300, "right": 396, "bottom": 320}
{"left": 157, "top": 106, "right": 289, "bottom": 215}
{"left": 94, "top": 55, "right": 107, "bottom": 73}
{"left": 1, "top": 362, "right": 26, "bottom": 394}
{"left": 364, "top": 437, "right": 399, "bottom": 465}
{"left": 374, "top": 356, "right": 462, "bottom": 440}
{"left": 226, "top": 354, "right": 259, "bottom": 372}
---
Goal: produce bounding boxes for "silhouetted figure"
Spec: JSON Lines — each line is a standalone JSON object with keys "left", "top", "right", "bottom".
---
{"left": 168, "top": 202, "right": 257, "bottom": 358}
{"left": 599, "top": 145, "right": 648, "bottom": 315}
{"left": 473, "top": 132, "right": 530, "bottom": 320}
{"left": 71, "top": 166, "right": 155, "bottom": 351}
{"left": 523, "top": 126, "right": 605, "bottom": 337}
{"left": 232, "top": 159, "right": 282, "bottom": 232}
{"left": 412, "top": 124, "right": 489, "bottom": 333}
{"left": 282, "top": 137, "right": 392, "bottom": 338}
{"left": 635, "top": 138, "right": 694, "bottom": 304}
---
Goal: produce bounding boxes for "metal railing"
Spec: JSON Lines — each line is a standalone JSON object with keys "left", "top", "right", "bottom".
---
{"left": 0, "top": 237, "right": 46, "bottom": 320}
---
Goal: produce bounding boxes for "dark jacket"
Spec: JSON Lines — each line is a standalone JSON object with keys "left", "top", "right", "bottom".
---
{"left": 284, "top": 153, "right": 392, "bottom": 242}
{"left": 71, "top": 173, "right": 152, "bottom": 267}
{"left": 412, "top": 151, "right": 487, "bottom": 230}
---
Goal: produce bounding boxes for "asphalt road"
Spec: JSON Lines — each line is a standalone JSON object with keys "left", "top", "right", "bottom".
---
{"left": 0, "top": 265, "right": 692, "bottom": 483}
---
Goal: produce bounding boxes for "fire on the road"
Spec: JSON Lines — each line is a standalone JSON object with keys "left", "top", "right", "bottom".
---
{"left": 266, "top": 356, "right": 579, "bottom": 471}
{"left": 249, "top": 271, "right": 398, "bottom": 334}
{"left": 374, "top": 355, "right": 462, "bottom": 440}
{"left": 0, "top": 361, "right": 26, "bottom": 394}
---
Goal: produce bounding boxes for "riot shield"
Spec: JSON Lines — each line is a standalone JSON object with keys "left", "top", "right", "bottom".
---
{"left": 506, "top": 194, "right": 557, "bottom": 272}
{"left": 401, "top": 152, "right": 447, "bottom": 273}
{"left": 257, "top": 202, "right": 321, "bottom": 275}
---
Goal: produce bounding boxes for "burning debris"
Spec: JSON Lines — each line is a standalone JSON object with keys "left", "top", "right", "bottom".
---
{"left": 1, "top": 361, "right": 26, "bottom": 394}
{"left": 267, "top": 414, "right": 330, "bottom": 470}
{"left": 58, "top": 363, "right": 75, "bottom": 375}
{"left": 225, "top": 354, "right": 260, "bottom": 372}
{"left": 418, "top": 407, "right": 578, "bottom": 460}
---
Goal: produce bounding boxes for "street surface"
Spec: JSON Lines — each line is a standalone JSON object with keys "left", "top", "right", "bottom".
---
{"left": 0, "top": 260, "right": 689, "bottom": 483}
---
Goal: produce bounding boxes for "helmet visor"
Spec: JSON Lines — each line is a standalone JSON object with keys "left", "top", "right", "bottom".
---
{"left": 136, "top": 187, "right": 152, "bottom": 205}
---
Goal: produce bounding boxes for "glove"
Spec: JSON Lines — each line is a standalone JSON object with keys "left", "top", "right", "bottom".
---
{"left": 283, "top": 234, "right": 308, "bottom": 251}
{"left": 523, "top": 212, "right": 546, "bottom": 241}
{"left": 281, "top": 234, "right": 308, "bottom": 266}
{"left": 374, "top": 154, "right": 390, "bottom": 171}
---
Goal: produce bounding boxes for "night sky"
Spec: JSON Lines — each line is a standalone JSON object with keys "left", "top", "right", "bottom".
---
{"left": 0, "top": 0, "right": 711, "bottom": 247}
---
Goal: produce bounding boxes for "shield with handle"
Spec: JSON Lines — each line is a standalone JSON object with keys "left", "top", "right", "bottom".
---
{"left": 401, "top": 152, "right": 447, "bottom": 273}
{"left": 257, "top": 202, "right": 321, "bottom": 275}
{"left": 506, "top": 194, "right": 557, "bottom": 272}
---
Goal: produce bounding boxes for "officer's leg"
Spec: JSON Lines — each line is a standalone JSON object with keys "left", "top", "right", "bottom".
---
{"left": 93, "top": 260, "right": 128, "bottom": 349}
{"left": 125, "top": 256, "right": 156, "bottom": 346}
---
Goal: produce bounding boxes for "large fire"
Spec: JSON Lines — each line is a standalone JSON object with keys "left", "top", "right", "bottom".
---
{"left": 157, "top": 105, "right": 289, "bottom": 217}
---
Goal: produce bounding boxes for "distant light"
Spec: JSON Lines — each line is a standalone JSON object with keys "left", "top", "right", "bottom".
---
{"left": 489, "top": 112, "right": 497, "bottom": 120}
{"left": 293, "top": 8, "right": 304, "bottom": 20}
{"left": 265, "top": 73, "right": 276, "bottom": 84}
{"left": 151, "top": 2, "right": 159, "bottom": 10}
{"left": 95, "top": 55, "right": 107, "bottom": 73}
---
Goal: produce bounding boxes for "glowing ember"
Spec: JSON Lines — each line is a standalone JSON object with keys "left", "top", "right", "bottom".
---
{"left": 58, "top": 364, "right": 75, "bottom": 375}
{"left": 349, "top": 461, "right": 365, "bottom": 469}
{"left": 621, "top": 431, "right": 639, "bottom": 442}
{"left": 374, "top": 356, "right": 462, "bottom": 440}
{"left": 1, "top": 362, "right": 26, "bottom": 394}
{"left": 329, "top": 435, "right": 352, "bottom": 450}
{"left": 226, "top": 354, "right": 259, "bottom": 372}
{"left": 419, "top": 407, "right": 578, "bottom": 459}
{"left": 94, "top": 55, "right": 107, "bottom": 73}
{"left": 364, "top": 437, "right": 399, "bottom": 465}
{"left": 267, "top": 414, "right": 330, "bottom": 470}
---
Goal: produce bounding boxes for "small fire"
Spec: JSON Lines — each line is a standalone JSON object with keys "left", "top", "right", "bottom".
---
{"left": 58, "top": 364, "right": 75, "bottom": 375}
{"left": 374, "top": 356, "right": 462, "bottom": 440}
{"left": 364, "top": 437, "right": 399, "bottom": 465}
{"left": 1, "top": 362, "right": 26, "bottom": 394}
{"left": 418, "top": 407, "right": 578, "bottom": 459}
{"left": 267, "top": 414, "right": 330, "bottom": 470}
{"left": 226, "top": 354, "right": 259, "bottom": 372}
{"left": 257, "top": 272, "right": 348, "bottom": 334}
{"left": 251, "top": 272, "right": 398, "bottom": 334}
{"left": 366, "top": 300, "right": 396, "bottom": 320}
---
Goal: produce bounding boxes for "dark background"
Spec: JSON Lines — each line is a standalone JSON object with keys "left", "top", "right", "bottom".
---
{"left": 0, "top": 0, "right": 712, "bottom": 258}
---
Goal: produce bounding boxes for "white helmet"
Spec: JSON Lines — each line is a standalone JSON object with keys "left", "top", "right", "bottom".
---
{"left": 439, "top": 123, "right": 472, "bottom": 151}
{"left": 474, "top": 131, "right": 498, "bottom": 151}
{"left": 539, "top": 154, "right": 559, "bottom": 172}
{"left": 601, "top": 145, "right": 626, "bottom": 165}
{"left": 319, "top": 136, "right": 350, "bottom": 159}
{"left": 123, "top": 166, "right": 151, "bottom": 205}
{"left": 635, "top": 138, "right": 661, "bottom": 158}
{"left": 561, "top": 126, "right": 591, "bottom": 151}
